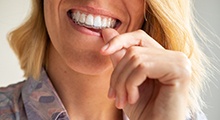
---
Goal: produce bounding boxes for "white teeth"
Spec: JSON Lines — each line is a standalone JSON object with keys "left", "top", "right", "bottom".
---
{"left": 85, "top": 14, "right": 93, "bottom": 26}
{"left": 102, "top": 18, "right": 107, "bottom": 27}
{"left": 111, "top": 19, "right": 116, "bottom": 28}
{"left": 75, "top": 11, "right": 80, "bottom": 21}
{"left": 94, "top": 16, "right": 102, "bottom": 28}
{"left": 107, "top": 18, "right": 111, "bottom": 28}
{"left": 79, "top": 13, "right": 86, "bottom": 24}
{"left": 71, "top": 11, "right": 117, "bottom": 29}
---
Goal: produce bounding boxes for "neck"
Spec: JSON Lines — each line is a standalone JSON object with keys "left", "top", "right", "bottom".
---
{"left": 47, "top": 46, "right": 122, "bottom": 120}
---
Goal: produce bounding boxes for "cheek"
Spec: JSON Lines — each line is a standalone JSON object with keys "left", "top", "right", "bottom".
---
{"left": 125, "top": 0, "right": 145, "bottom": 31}
{"left": 44, "top": 0, "right": 65, "bottom": 51}
{"left": 44, "top": 0, "right": 61, "bottom": 39}
{"left": 131, "top": 2, "right": 145, "bottom": 25}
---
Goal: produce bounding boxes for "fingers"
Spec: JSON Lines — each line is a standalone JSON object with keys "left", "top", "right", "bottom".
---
{"left": 101, "top": 29, "right": 164, "bottom": 55}
{"left": 109, "top": 53, "right": 146, "bottom": 108}
{"left": 108, "top": 47, "right": 141, "bottom": 108}
{"left": 101, "top": 28, "right": 126, "bottom": 67}
{"left": 101, "top": 28, "right": 191, "bottom": 110}
{"left": 101, "top": 28, "right": 163, "bottom": 68}
{"left": 108, "top": 47, "right": 192, "bottom": 109}
{"left": 101, "top": 28, "right": 119, "bottom": 44}
{"left": 101, "top": 29, "right": 164, "bottom": 109}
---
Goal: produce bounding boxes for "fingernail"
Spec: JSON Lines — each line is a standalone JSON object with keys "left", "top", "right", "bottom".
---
{"left": 115, "top": 96, "right": 120, "bottom": 108}
{"left": 116, "top": 96, "right": 124, "bottom": 109}
{"left": 101, "top": 43, "right": 109, "bottom": 52}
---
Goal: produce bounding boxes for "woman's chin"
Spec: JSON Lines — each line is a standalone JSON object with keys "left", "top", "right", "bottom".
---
{"left": 67, "top": 57, "right": 113, "bottom": 76}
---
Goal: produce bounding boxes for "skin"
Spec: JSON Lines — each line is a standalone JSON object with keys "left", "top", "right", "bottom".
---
{"left": 44, "top": 0, "right": 191, "bottom": 120}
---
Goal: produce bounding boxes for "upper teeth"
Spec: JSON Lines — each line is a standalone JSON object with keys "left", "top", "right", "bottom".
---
{"left": 71, "top": 11, "right": 117, "bottom": 29}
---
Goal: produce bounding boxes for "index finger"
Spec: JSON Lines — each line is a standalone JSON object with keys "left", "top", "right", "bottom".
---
{"left": 101, "top": 29, "right": 164, "bottom": 55}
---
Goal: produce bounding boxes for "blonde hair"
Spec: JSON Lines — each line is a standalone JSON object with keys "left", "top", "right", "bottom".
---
{"left": 8, "top": 0, "right": 207, "bottom": 114}
{"left": 8, "top": 0, "right": 48, "bottom": 79}
{"left": 143, "top": 0, "right": 207, "bottom": 114}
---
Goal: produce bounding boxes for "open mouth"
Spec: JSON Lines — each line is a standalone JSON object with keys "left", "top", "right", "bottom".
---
{"left": 67, "top": 10, "right": 121, "bottom": 32}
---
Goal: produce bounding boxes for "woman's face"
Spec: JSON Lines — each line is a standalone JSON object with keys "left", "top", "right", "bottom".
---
{"left": 44, "top": 0, "right": 145, "bottom": 75}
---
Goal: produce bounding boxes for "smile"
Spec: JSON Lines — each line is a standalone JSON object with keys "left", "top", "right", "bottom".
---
{"left": 68, "top": 10, "right": 121, "bottom": 30}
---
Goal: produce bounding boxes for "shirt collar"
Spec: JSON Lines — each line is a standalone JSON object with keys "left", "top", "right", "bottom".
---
{"left": 21, "top": 69, "right": 129, "bottom": 120}
{"left": 21, "top": 69, "right": 69, "bottom": 120}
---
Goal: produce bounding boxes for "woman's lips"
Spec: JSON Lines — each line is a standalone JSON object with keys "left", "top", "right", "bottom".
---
{"left": 67, "top": 9, "right": 121, "bottom": 36}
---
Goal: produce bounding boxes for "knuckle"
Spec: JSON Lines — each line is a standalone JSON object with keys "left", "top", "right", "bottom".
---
{"left": 139, "top": 62, "right": 151, "bottom": 76}
{"left": 178, "top": 69, "right": 191, "bottom": 86}
{"left": 138, "top": 62, "right": 147, "bottom": 70}
{"left": 182, "top": 63, "right": 192, "bottom": 80}
{"left": 175, "top": 63, "right": 191, "bottom": 77}
{"left": 175, "top": 51, "right": 188, "bottom": 63}
{"left": 131, "top": 54, "right": 141, "bottom": 63}
{"left": 172, "top": 63, "right": 192, "bottom": 84}
{"left": 126, "top": 47, "right": 137, "bottom": 56}
{"left": 175, "top": 52, "right": 192, "bottom": 77}
{"left": 137, "top": 29, "right": 146, "bottom": 35}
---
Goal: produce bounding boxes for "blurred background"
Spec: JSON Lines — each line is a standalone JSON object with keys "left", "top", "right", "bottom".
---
{"left": 0, "top": 0, "right": 219, "bottom": 119}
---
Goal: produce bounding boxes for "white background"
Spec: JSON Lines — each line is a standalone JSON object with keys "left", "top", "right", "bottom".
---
{"left": 0, "top": 0, "right": 219, "bottom": 119}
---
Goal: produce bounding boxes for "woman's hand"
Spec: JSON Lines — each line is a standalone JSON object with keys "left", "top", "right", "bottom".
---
{"left": 100, "top": 28, "right": 192, "bottom": 120}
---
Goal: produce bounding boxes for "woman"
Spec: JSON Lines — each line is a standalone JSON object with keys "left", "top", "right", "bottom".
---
{"left": 0, "top": 0, "right": 207, "bottom": 119}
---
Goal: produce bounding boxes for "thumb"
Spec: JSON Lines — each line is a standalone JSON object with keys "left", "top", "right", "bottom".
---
{"left": 102, "top": 28, "right": 119, "bottom": 43}
{"left": 101, "top": 28, "right": 126, "bottom": 68}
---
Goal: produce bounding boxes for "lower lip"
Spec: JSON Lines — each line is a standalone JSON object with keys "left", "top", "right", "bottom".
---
{"left": 68, "top": 17, "right": 102, "bottom": 37}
